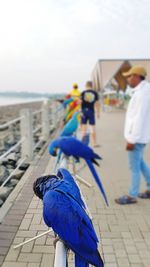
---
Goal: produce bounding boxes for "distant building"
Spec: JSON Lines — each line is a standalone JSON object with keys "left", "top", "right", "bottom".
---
{"left": 91, "top": 59, "right": 150, "bottom": 92}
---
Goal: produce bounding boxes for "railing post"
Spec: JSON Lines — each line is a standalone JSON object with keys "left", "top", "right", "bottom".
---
{"left": 20, "top": 109, "right": 33, "bottom": 161}
{"left": 54, "top": 240, "right": 67, "bottom": 267}
{"left": 42, "top": 100, "right": 49, "bottom": 140}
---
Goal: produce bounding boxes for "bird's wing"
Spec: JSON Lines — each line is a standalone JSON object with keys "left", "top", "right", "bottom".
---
{"left": 60, "top": 137, "right": 102, "bottom": 161}
{"left": 57, "top": 168, "right": 86, "bottom": 209}
{"left": 86, "top": 159, "right": 108, "bottom": 206}
{"left": 59, "top": 137, "right": 88, "bottom": 157}
{"left": 43, "top": 190, "right": 98, "bottom": 250}
{"left": 43, "top": 189, "right": 103, "bottom": 266}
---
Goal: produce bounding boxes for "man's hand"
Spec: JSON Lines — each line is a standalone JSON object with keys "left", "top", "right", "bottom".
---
{"left": 126, "top": 142, "right": 135, "bottom": 151}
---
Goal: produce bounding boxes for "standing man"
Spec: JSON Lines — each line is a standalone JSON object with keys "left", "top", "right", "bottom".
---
{"left": 115, "top": 65, "right": 150, "bottom": 205}
{"left": 81, "top": 81, "right": 100, "bottom": 147}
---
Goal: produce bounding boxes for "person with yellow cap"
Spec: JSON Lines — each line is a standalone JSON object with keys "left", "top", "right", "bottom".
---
{"left": 115, "top": 65, "right": 150, "bottom": 205}
{"left": 69, "top": 83, "right": 81, "bottom": 98}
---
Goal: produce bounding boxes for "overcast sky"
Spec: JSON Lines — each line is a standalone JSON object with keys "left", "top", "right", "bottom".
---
{"left": 0, "top": 0, "right": 150, "bottom": 93}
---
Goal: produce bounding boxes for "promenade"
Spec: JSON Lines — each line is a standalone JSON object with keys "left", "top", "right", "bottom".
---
{"left": 0, "top": 109, "right": 150, "bottom": 267}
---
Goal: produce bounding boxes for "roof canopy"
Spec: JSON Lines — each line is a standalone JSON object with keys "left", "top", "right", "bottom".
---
{"left": 91, "top": 59, "right": 150, "bottom": 91}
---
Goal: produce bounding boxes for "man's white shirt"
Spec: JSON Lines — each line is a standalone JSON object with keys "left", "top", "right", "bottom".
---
{"left": 124, "top": 80, "right": 150, "bottom": 144}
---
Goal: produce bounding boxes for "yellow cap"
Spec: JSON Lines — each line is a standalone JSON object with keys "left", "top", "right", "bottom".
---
{"left": 122, "top": 65, "right": 147, "bottom": 78}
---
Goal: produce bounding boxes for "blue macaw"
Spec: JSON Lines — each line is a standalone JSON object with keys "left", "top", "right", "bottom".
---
{"left": 33, "top": 168, "right": 104, "bottom": 267}
{"left": 60, "top": 111, "right": 80, "bottom": 137}
{"left": 48, "top": 136, "right": 108, "bottom": 205}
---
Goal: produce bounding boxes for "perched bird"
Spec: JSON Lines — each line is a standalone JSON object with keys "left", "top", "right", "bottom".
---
{"left": 60, "top": 111, "right": 80, "bottom": 137}
{"left": 48, "top": 136, "right": 108, "bottom": 205}
{"left": 33, "top": 168, "right": 104, "bottom": 267}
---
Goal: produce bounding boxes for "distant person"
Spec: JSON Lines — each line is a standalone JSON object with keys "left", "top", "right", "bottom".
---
{"left": 115, "top": 65, "right": 150, "bottom": 205}
{"left": 69, "top": 83, "right": 81, "bottom": 99}
{"left": 81, "top": 81, "right": 100, "bottom": 147}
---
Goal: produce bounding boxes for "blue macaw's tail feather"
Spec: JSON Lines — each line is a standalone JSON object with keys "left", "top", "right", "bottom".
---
{"left": 57, "top": 150, "right": 62, "bottom": 164}
{"left": 75, "top": 251, "right": 103, "bottom": 267}
{"left": 81, "top": 134, "right": 90, "bottom": 146}
{"left": 53, "top": 150, "right": 62, "bottom": 172}
{"left": 86, "top": 159, "right": 108, "bottom": 206}
{"left": 75, "top": 254, "right": 89, "bottom": 267}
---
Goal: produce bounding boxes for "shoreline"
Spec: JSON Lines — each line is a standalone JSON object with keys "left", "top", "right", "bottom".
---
{"left": 0, "top": 101, "right": 44, "bottom": 124}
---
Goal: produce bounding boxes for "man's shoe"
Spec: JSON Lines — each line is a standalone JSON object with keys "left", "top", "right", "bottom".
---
{"left": 138, "top": 190, "right": 150, "bottom": 199}
{"left": 115, "top": 195, "right": 137, "bottom": 205}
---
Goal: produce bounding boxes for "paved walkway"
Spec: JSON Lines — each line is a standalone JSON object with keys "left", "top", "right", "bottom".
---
{"left": 0, "top": 109, "right": 150, "bottom": 267}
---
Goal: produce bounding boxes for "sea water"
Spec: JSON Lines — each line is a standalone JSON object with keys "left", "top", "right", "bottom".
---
{"left": 0, "top": 96, "right": 46, "bottom": 106}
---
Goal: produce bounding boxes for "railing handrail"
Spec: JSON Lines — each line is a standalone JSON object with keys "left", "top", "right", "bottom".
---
{"left": 32, "top": 109, "right": 43, "bottom": 115}
{"left": 0, "top": 116, "right": 24, "bottom": 129}
{"left": 0, "top": 138, "right": 25, "bottom": 161}
{"left": 33, "top": 139, "right": 44, "bottom": 151}
{"left": 32, "top": 125, "right": 42, "bottom": 134}
{"left": 0, "top": 157, "right": 27, "bottom": 189}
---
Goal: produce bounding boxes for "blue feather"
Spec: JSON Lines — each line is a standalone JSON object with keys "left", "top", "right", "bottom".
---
{"left": 85, "top": 160, "right": 108, "bottom": 206}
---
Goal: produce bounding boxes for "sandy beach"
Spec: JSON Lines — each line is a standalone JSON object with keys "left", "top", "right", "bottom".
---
{"left": 0, "top": 101, "right": 43, "bottom": 124}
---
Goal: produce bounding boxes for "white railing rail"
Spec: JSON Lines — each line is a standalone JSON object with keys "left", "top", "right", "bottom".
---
{"left": 0, "top": 116, "right": 24, "bottom": 130}
{"left": 0, "top": 138, "right": 25, "bottom": 162}
{"left": 0, "top": 157, "right": 27, "bottom": 189}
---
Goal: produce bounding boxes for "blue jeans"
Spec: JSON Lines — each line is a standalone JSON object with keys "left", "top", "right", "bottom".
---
{"left": 128, "top": 143, "right": 150, "bottom": 197}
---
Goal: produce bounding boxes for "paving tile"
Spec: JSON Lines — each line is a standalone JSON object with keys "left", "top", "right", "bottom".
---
{"left": 18, "top": 253, "right": 42, "bottom": 263}
{"left": 4, "top": 246, "right": 20, "bottom": 261}
{"left": 41, "top": 254, "right": 54, "bottom": 267}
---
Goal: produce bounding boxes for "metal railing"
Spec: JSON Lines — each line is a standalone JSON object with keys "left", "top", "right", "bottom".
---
{"left": 0, "top": 99, "right": 63, "bottom": 192}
